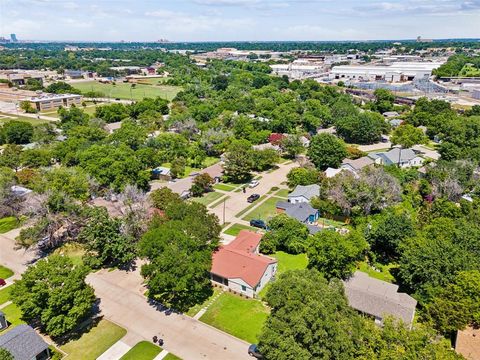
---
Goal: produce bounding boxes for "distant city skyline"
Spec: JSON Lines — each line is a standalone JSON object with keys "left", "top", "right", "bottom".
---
{"left": 0, "top": 0, "right": 479, "bottom": 42}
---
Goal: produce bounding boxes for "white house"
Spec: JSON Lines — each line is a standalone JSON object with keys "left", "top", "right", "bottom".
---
{"left": 368, "top": 148, "right": 424, "bottom": 168}
{"left": 211, "top": 231, "right": 277, "bottom": 298}
{"left": 288, "top": 184, "right": 320, "bottom": 203}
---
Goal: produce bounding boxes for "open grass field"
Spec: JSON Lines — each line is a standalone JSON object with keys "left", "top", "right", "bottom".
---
{"left": 200, "top": 292, "right": 269, "bottom": 343}
{"left": 0, "top": 264, "right": 14, "bottom": 279}
{"left": 0, "top": 217, "right": 20, "bottom": 234}
{"left": 243, "top": 197, "right": 283, "bottom": 222}
{"left": 223, "top": 223, "right": 257, "bottom": 237}
{"left": 120, "top": 341, "right": 161, "bottom": 360}
{"left": 60, "top": 319, "right": 127, "bottom": 360}
{"left": 0, "top": 113, "right": 51, "bottom": 125}
{"left": 72, "top": 81, "right": 182, "bottom": 101}
{"left": 191, "top": 191, "right": 224, "bottom": 206}
{"left": 0, "top": 285, "right": 13, "bottom": 305}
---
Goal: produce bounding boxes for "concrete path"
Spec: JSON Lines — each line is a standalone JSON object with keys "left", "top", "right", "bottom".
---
{"left": 87, "top": 268, "right": 251, "bottom": 360}
{"left": 153, "top": 350, "right": 169, "bottom": 360}
{"left": 96, "top": 340, "right": 131, "bottom": 360}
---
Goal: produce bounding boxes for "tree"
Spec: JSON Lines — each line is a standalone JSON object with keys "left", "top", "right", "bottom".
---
{"left": 190, "top": 173, "right": 214, "bottom": 197}
{"left": 170, "top": 157, "right": 186, "bottom": 179}
{"left": 251, "top": 149, "right": 279, "bottom": 171}
{"left": 373, "top": 88, "right": 395, "bottom": 113}
{"left": 307, "top": 133, "right": 347, "bottom": 170}
{"left": 138, "top": 202, "right": 220, "bottom": 312}
{"left": 0, "top": 144, "right": 22, "bottom": 171}
{"left": 307, "top": 230, "right": 368, "bottom": 280}
{"left": 390, "top": 124, "right": 428, "bottom": 148}
{"left": 10, "top": 256, "right": 95, "bottom": 337}
{"left": 45, "top": 81, "right": 81, "bottom": 94}
{"left": 286, "top": 167, "right": 320, "bottom": 188}
{"left": 1, "top": 121, "right": 34, "bottom": 144}
{"left": 335, "top": 112, "right": 387, "bottom": 145}
{"left": 365, "top": 209, "right": 415, "bottom": 262}
{"left": 260, "top": 214, "right": 310, "bottom": 254}
{"left": 426, "top": 270, "right": 480, "bottom": 335}
{"left": 150, "top": 187, "right": 181, "bottom": 211}
{"left": 58, "top": 106, "right": 89, "bottom": 130}
{"left": 0, "top": 349, "right": 14, "bottom": 360}
{"left": 109, "top": 119, "right": 147, "bottom": 150}
{"left": 280, "top": 134, "right": 304, "bottom": 158}
{"left": 212, "top": 74, "right": 229, "bottom": 91}
{"left": 20, "top": 100, "right": 37, "bottom": 113}
{"left": 79, "top": 207, "right": 135, "bottom": 268}
{"left": 258, "top": 269, "right": 367, "bottom": 360}
{"left": 94, "top": 103, "right": 129, "bottom": 123}
{"left": 223, "top": 139, "right": 254, "bottom": 183}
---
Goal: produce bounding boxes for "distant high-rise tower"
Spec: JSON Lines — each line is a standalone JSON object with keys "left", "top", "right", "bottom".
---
{"left": 10, "top": 34, "right": 18, "bottom": 43}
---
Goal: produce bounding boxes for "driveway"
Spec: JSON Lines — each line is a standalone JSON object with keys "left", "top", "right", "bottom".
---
{"left": 87, "top": 268, "right": 251, "bottom": 360}
{"left": 0, "top": 228, "right": 37, "bottom": 280}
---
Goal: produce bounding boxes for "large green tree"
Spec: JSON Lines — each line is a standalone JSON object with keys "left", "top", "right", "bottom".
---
{"left": 223, "top": 139, "right": 254, "bottom": 182}
{"left": 260, "top": 214, "right": 310, "bottom": 254}
{"left": 390, "top": 124, "right": 428, "bottom": 148}
{"left": 10, "top": 256, "right": 95, "bottom": 337}
{"left": 307, "top": 133, "right": 347, "bottom": 170}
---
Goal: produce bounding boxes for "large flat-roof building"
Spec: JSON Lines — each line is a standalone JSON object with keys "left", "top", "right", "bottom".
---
{"left": 330, "top": 62, "right": 444, "bottom": 83}
{"left": 28, "top": 93, "right": 82, "bottom": 112}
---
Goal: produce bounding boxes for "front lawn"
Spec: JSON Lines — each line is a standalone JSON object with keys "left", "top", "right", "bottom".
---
{"left": 0, "top": 217, "right": 20, "bottom": 234}
{"left": 0, "top": 265, "right": 14, "bottom": 279}
{"left": 1, "top": 303, "right": 25, "bottom": 329}
{"left": 60, "top": 319, "right": 127, "bottom": 360}
{"left": 0, "top": 285, "right": 12, "bottom": 305}
{"left": 213, "top": 183, "right": 236, "bottom": 192}
{"left": 120, "top": 341, "right": 161, "bottom": 360}
{"left": 185, "top": 287, "right": 222, "bottom": 317}
{"left": 191, "top": 191, "right": 224, "bottom": 206}
{"left": 243, "top": 197, "right": 283, "bottom": 222}
{"left": 223, "top": 223, "right": 257, "bottom": 237}
{"left": 274, "top": 189, "right": 290, "bottom": 198}
{"left": 200, "top": 292, "right": 269, "bottom": 343}
{"left": 164, "top": 354, "right": 182, "bottom": 360}
{"left": 235, "top": 196, "right": 266, "bottom": 218}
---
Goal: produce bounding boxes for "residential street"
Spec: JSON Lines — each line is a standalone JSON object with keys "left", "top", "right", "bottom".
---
{"left": 87, "top": 268, "right": 252, "bottom": 360}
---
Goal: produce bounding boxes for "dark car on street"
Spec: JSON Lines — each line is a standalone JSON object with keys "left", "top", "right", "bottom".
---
{"left": 250, "top": 219, "right": 267, "bottom": 229}
{"left": 248, "top": 344, "right": 263, "bottom": 358}
{"left": 247, "top": 194, "right": 260, "bottom": 203}
{"left": 0, "top": 279, "right": 6, "bottom": 287}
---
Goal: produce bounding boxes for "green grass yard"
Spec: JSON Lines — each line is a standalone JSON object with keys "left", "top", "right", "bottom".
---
{"left": 234, "top": 196, "right": 266, "bottom": 218}
{"left": 223, "top": 223, "right": 257, "bottom": 237}
{"left": 163, "top": 354, "right": 182, "bottom": 360}
{"left": 213, "top": 183, "right": 236, "bottom": 192}
{"left": 0, "top": 265, "right": 14, "bottom": 279}
{"left": 185, "top": 287, "right": 222, "bottom": 317}
{"left": 210, "top": 196, "right": 230, "bottom": 209}
{"left": 1, "top": 303, "right": 25, "bottom": 329}
{"left": 72, "top": 81, "right": 182, "bottom": 101}
{"left": 274, "top": 189, "right": 290, "bottom": 198}
{"left": 191, "top": 191, "right": 224, "bottom": 206}
{"left": 243, "top": 197, "right": 283, "bottom": 222}
{"left": 200, "top": 292, "right": 269, "bottom": 343}
{"left": 60, "top": 319, "right": 126, "bottom": 360}
{"left": 0, "top": 286, "right": 12, "bottom": 305}
{"left": 53, "top": 243, "right": 86, "bottom": 266}
{"left": 120, "top": 341, "right": 161, "bottom": 360}
{"left": 357, "top": 262, "right": 396, "bottom": 283}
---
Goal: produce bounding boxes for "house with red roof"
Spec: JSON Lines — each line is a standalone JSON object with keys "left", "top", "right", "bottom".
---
{"left": 211, "top": 230, "right": 277, "bottom": 298}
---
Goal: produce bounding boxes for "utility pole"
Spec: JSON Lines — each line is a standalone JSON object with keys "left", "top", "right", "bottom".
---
{"left": 223, "top": 198, "right": 226, "bottom": 225}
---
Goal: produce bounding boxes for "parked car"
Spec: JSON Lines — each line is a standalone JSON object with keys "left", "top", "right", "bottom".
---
{"left": 249, "top": 180, "right": 260, "bottom": 188}
{"left": 247, "top": 194, "right": 260, "bottom": 203}
{"left": 250, "top": 219, "right": 267, "bottom": 229}
{"left": 0, "top": 279, "right": 6, "bottom": 287}
{"left": 248, "top": 344, "right": 263, "bottom": 358}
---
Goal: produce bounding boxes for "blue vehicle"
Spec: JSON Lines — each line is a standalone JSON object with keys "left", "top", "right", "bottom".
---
{"left": 248, "top": 344, "right": 263, "bottom": 358}
{"left": 249, "top": 219, "right": 267, "bottom": 229}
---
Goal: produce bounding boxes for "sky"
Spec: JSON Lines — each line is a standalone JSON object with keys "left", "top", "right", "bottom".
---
{"left": 0, "top": 0, "right": 479, "bottom": 42}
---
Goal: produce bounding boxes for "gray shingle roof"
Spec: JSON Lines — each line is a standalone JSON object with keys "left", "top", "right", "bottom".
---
{"left": 343, "top": 271, "right": 417, "bottom": 326}
{"left": 288, "top": 184, "right": 320, "bottom": 201}
{"left": 369, "top": 148, "right": 418, "bottom": 165}
{"left": 276, "top": 201, "right": 317, "bottom": 223}
{"left": 0, "top": 325, "right": 49, "bottom": 360}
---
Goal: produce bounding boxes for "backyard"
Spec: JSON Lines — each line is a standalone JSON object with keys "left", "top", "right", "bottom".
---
{"left": 60, "top": 319, "right": 127, "bottom": 360}
{"left": 199, "top": 292, "right": 269, "bottom": 343}
{"left": 72, "top": 81, "right": 182, "bottom": 101}
{"left": 357, "top": 261, "right": 397, "bottom": 283}
{"left": 120, "top": 341, "right": 161, "bottom": 360}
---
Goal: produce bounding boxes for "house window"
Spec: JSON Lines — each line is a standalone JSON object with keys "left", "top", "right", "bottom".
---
{"left": 241, "top": 285, "right": 246, "bottom": 292}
